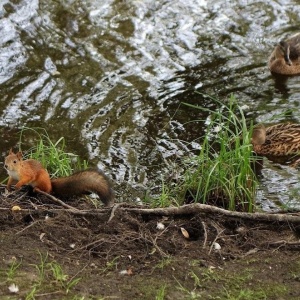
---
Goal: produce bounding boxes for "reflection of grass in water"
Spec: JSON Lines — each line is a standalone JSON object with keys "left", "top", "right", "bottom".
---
{"left": 286, "top": 185, "right": 300, "bottom": 210}
{"left": 288, "top": 187, "right": 300, "bottom": 199}
{"left": 267, "top": 187, "right": 300, "bottom": 212}
{"left": 256, "top": 161, "right": 298, "bottom": 211}
{"left": 260, "top": 162, "right": 300, "bottom": 211}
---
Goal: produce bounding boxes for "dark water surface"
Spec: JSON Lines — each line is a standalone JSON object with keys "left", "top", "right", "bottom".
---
{"left": 1, "top": 0, "right": 300, "bottom": 209}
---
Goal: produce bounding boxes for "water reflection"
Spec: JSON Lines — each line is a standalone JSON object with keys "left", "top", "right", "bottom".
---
{"left": 272, "top": 73, "right": 290, "bottom": 95}
{"left": 1, "top": 0, "right": 300, "bottom": 208}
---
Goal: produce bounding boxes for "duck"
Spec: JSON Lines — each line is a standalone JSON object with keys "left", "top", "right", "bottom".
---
{"left": 268, "top": 33, "right": 300, "bottom": 75}
{"left": 251, "top": 123, "right": 300, "bottom": 164}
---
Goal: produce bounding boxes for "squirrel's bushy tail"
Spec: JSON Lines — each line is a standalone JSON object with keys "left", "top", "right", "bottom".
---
{"left": 51, "top": 169, "right": 114, "bottom": 207}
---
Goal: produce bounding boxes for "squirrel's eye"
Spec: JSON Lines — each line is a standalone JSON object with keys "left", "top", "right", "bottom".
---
{"left": 13, "top": 160, "right": 17, "bottom": 164}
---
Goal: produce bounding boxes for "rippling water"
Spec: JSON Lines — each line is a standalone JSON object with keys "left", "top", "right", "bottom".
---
{"left": 1, "top": 0, "right": 300, "bottom": 208}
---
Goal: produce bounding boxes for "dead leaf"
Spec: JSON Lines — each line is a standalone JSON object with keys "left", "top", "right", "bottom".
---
{"left": 11, "top": 206, "right": 21, "bottom": 211}
{"left": 39, "top": 233, "right": 46, "bottom": 241}
{"left": 181, "top": 227, "right": 190, "bottom": 239}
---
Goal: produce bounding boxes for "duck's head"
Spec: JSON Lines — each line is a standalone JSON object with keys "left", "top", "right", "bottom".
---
{"left": 279, "top": 40, "right": 292, "bottom": 66}
{"left": 251, "top": 124, "right": 266, "bottom": 146}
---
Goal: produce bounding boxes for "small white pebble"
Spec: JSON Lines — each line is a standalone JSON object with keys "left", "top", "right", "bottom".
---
{"left": 39, "top": 233, "right": 46, "bottom": 241}
{"left": 240, "top": 104, "right": 249, "bottom": 110}
{"left": 236, "top": 226, "right": 246, "bottom": 234}
{"left": 8, "top": 283, "right": 19, "bottom": 293}
{"left": 135, "top": 197, "right": 143, "bottom": 205}
{"left": 70, "top": 243, "right": 76, "bottom": 249}
{"left": 119, "top": 269, "right": 128, "bottom": 275}
{"left": 156, "top": 222, "right": 165, "bottom": 230}
{"left": 213, "top": 242, "right": 221, "bottom": 250}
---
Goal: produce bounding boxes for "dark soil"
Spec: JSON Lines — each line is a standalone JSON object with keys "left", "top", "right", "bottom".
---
{"left": 1, "top": 186, "right": 300, "bottom": 300}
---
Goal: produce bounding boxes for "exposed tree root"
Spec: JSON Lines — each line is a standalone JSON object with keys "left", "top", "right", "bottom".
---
{"left": 2, "top": 201, "right": 300, "bottom": 224}
{"left": 1, "top": 182, "right": 300, "bottom": 225}
{"left": 120, "top": 203, "right": 300, "bottom": 224}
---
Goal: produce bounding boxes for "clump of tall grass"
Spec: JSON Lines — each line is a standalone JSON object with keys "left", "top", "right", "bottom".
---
{"left": 181, "top": 94, "right": 258, "bottom": 212}
{"left": 18, "top": 127, "right": 88, "bottom": 177}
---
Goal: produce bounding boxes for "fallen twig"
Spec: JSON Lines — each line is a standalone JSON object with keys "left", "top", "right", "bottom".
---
{"left": 16, "top": 221, "right": 39, "bottom": 235}
{"left": 36, "top": 190, "right": 80, "bottom": 212}
{"left": 202, "top": 221, "right": 208, "bottom": 248}
{"left": 107, "top": 202, "right": 128, "bottom": 222}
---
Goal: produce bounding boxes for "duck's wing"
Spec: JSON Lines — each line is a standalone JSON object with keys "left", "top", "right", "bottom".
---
{"left": 266, "top": 123, "right": 300, "bottom": 144}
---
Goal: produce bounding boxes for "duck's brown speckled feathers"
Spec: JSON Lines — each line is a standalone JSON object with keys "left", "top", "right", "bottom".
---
{"left": 268, "top": 33, "right": 300, "bottom": 75}
{"left": 252, "top": 123, "right": 300, "bottom": 158}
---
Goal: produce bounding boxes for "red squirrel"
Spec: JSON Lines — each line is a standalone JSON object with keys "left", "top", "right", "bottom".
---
{"left": 4, "top": 149, "right": 114, "bottom": 207}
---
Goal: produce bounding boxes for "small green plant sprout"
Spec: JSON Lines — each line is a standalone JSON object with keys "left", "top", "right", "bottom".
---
{"left": 30, "top": 252, "right": 81, "bottom": 295}
{"left": 33, "top": 251, "right": 48, "bottom": 284}
{"left": 47, "top": 261, "right": 68, "bottom": 283}
{"left": 200, "top": 268, "right": 220, "bottom": 283}
{"left": 18, "top": 127, "right": 88, "bottom": 177}
{"left": 149, "top": 175, "right": 181, "bottom": 208}
{"left": 189, "top": 271, "right": 201, "bottom": 288}
{"left": 155, "top": 256, "right": 173, "bottom": 270}
{"left": 152, "top": 177, "right": 172, "bottom": 207}
{"left": 100, "top": 256, "right": 119, "bottom": 274}
{"left": 181, "top": 94, "right": 258, "bottom": 212}
{"left": 47, "top": 260, "right": 81, "bottom": 294}
{"left": 65, "top": 276, "right": 82, "bottom": 294}
{"left": 174, "top": 276, "right": 201, "bottom": 299}
{"left": 223, "top": 286, "right": 267, "bottom": 300}
{"left": 5, "top": 258, "right": 22, "bottom": 281}
{"left": 155, "top": 284, "right": 167, "bottom": 300}
{"left": 25, "top": 285, "right": 38, "bottom": 300}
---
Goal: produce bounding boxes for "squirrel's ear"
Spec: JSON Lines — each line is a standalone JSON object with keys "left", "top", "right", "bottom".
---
{"left": 16, "top": 151, "right": 23, "bottom": 159}
{"left": 9, "top": 148, "right": 14, "bottom": 155}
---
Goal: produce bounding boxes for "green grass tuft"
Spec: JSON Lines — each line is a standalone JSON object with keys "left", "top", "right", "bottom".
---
{"left": 18, "top": 127, "right": 88, "bottom": 177}
{"left": 150, "top": 94, "right": 259, "bottom": 211}
{"left": 180, "top": 94, "right": 258, "bottom": 211}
